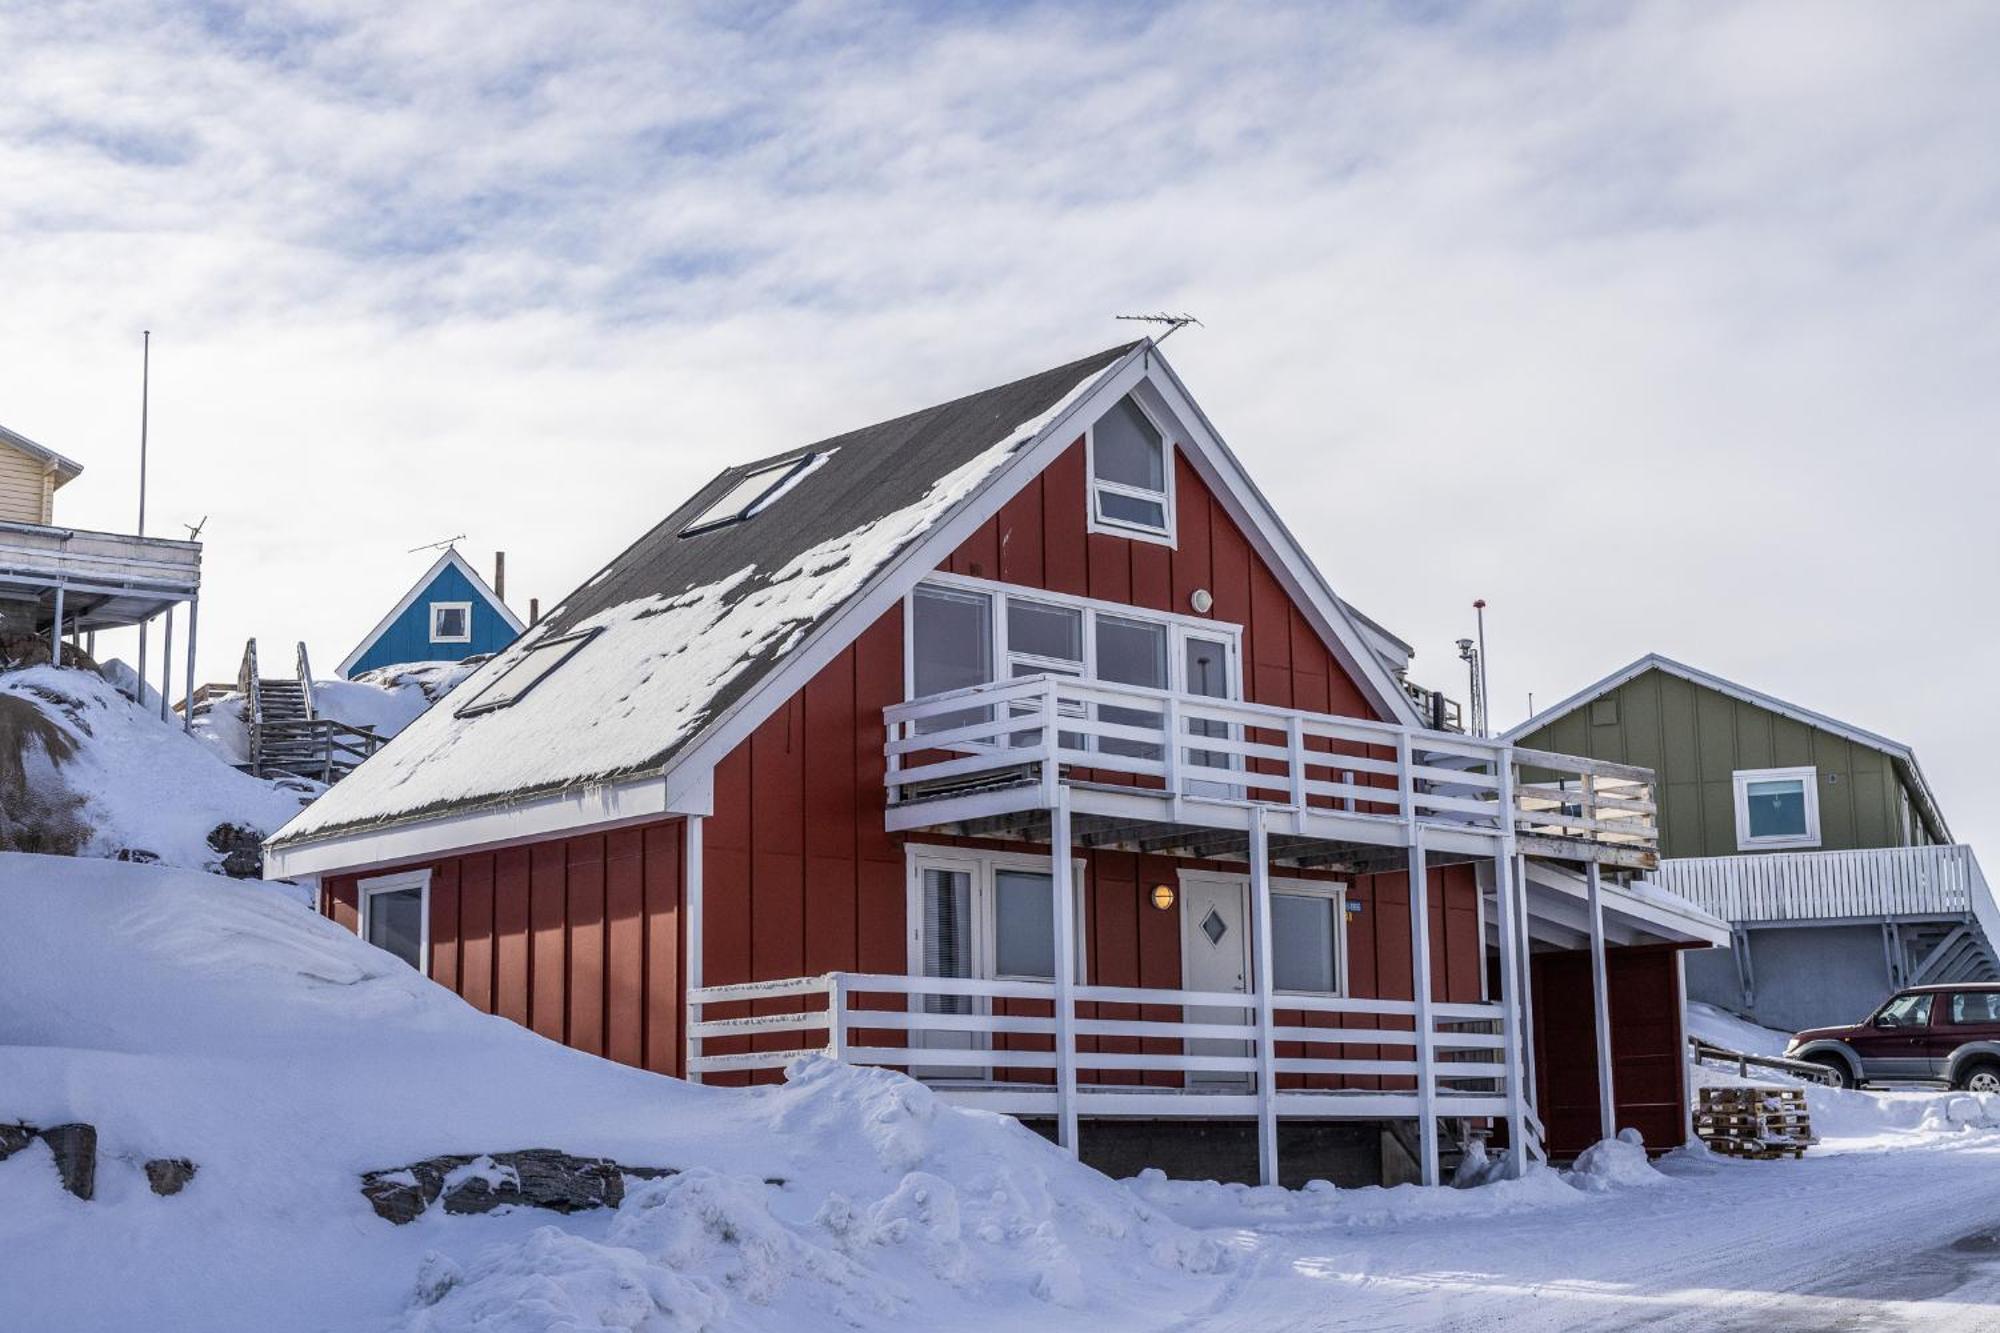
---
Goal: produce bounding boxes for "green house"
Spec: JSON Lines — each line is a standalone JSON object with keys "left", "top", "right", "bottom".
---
{"left": 1509, "top": 654, "right": 1997, "bottom": 1034}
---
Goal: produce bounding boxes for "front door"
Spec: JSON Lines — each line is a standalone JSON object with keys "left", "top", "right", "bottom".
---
{"left": 1180, "top": 873, "right": 1251, "bottom": 1086}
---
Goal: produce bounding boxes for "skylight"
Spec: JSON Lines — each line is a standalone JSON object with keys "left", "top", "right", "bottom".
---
{"left": 680, "top": 453, "right": 821, "bottom": 536}
{"left": 455, "top": 628, "right": 601, "bottom": 717}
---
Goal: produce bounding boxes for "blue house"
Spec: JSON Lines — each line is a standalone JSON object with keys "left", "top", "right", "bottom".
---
{"left": 336, "top": 548, "right": 525, "bottom": 679}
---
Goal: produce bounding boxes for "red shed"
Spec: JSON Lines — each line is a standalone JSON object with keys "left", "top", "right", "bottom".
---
{"left": 267, "top": 341, "right": 1726, "bottom": 1186}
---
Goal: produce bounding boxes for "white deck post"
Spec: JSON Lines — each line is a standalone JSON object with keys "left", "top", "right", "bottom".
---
{"left": 684, "top": 813, "right": 705, "bottom": 1084}
{"left": 1408, "top": 826, "right": 1439, "bottom": 1186}
{"left": 1248, "top": 809, "right": 1279, "bottom": 1186}
{"left": 158, "top": 604, "right": 174, "bottom": 723}
{"left": 1491, "top": 853, "right": 1529, "bottom": 1175}
{"left": 827, "top": 971, "right": 847, "bottom": 1062}
{"left": 1512, "top": 853, "right": 1539, "bottom": 1109}
{"left": 1586, "top": 860, "right": 1617, "bottom": 1143}
{"left": 1051, "top": 785, "right": 1080, "bottom": 1155}
{"left": 49, "top": 585, "right": 65, "bottom": 664}
{"left": 182, "top": 595, "right": 199, "bottom": 734}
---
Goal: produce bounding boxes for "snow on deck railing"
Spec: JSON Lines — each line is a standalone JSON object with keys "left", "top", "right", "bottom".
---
{"left": 1648, "top": 843, "right": 1989, "bottom": 924}
{"left": 882, "top": 676, "right": 1657, "bottom": 857}
{"left": 686, "top": 971, "right": 1509, "bottom": 1109}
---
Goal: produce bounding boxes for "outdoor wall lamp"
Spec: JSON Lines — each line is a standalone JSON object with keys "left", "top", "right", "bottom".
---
{"left": 1150, "top": 883, "right": 1176, "bottom": 911}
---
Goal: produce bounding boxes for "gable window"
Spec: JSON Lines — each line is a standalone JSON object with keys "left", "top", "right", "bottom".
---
{"left": 680, "top": 452, "right": 821, "bottom": 537}
{"left": 1733, "top": 766, "right": 1821, "bottom": 850}
{"left": 430, "top": 601, "right": 472, "bottom": 643}
{"left": 359, "top": 870, "right": 430, "bottom": 973}
{"left": 1087, "top": 394, "right": 1175, "bottom": 543}
{"left": 456, "top": 627, "right": 601, "bottom": 717}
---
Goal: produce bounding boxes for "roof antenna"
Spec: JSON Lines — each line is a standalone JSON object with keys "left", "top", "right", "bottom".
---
{"left": 407, "top": 534, "right": 466, "bottom": 554}
{"left": 183, "top": 516, "right": 208, "bottom": 541}
{"left": 1115, "top": 312, "right": 1203, "bottom": 344}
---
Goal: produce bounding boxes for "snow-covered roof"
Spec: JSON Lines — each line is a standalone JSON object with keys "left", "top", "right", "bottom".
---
{"left": 1504, "top": 652, "right": 1951, "bottom": 844}
{"left": 0, "top": 421, "right": 84, "bottom": 487}
{"left": 272, "top": 344, "right": 1144, "bottom": 849}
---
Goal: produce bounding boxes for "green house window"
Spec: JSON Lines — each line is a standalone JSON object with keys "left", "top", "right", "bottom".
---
{"left": 1733, "top": 766, "right": 1820, "bottom": 850}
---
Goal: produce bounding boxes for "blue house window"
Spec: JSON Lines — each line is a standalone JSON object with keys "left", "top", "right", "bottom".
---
{"left": 430, "top": 602, "right": 472, "bottom": 643}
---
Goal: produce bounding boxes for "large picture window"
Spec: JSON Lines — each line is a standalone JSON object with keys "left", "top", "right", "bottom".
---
{"left": 1732, "top": 766, "right": 1821, "bottom": 850}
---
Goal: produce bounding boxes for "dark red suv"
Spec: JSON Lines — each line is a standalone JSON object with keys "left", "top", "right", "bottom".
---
{"left": 1785, "top": 983, "right": 2000, "bottom": 1091}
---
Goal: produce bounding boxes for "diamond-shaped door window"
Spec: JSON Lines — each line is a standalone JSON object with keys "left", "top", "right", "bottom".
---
{"left": 1200, "top": 906, "right": 1228, "bottom": 946}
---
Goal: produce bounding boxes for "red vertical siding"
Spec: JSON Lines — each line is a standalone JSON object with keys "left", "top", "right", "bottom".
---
{"left": 567, "top": 837, "right": 607, "bottom": 1057}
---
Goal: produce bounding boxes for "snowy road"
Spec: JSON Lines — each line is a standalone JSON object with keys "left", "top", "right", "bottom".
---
{"left": 1162, "top": 1132, "right": 2000, "bottom": 1331}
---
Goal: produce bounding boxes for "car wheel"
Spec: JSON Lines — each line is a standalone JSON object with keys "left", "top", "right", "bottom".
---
{"left": 1958, "top": 1061, "right": 2000, "bottom": 1095}
{"left": 1806, "top": 1054, "right": 1856, "bottom": 1089}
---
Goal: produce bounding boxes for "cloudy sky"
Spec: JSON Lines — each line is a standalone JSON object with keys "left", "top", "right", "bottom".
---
{"left": 5, "top": 1, "right": 1997, "bottom": 845}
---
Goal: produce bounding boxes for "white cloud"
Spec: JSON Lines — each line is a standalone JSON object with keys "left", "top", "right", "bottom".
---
{"left": 3, "top": 0, "right": 1998, "bottom": 848}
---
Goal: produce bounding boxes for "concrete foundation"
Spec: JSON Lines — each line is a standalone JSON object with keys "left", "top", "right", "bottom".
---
{"left": 1020, "top": 1119, "right": 1392, "bottom": 1188}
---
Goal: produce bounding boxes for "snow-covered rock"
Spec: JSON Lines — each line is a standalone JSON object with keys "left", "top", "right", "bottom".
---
{"left": 0, "top": 667, "right": 310, "bottom": 874}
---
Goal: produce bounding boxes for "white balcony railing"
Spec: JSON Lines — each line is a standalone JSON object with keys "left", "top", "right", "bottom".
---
{"left": 688, "top": 972, "right": 1510, "bottom": 1117}
{"left": 883, "top": 675, "right": 1657, "bottom": 859}
{"left": 1649, "top": 843, "right": 1994, "bottom": 926}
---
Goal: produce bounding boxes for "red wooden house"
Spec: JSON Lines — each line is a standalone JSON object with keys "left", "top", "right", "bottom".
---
{"left": 266, "top": 341, "right": 1726, "bottom": 1185}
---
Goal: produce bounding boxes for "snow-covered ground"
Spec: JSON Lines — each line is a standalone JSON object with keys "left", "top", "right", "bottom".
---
{"left": 4, "top": 853, "right": 1998, "bottom": 1331}
{"left": 0, "top": 667, "right": 310, "bottom": 873}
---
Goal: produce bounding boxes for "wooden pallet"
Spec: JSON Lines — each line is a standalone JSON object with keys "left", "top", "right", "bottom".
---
{"left": 1696, "top": 1085, "right": 1814, "bottom": 1160}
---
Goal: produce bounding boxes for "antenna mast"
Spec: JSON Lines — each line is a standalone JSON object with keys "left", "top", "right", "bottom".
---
{"left": 1114, "top": 312, "right": 1203, "bottom": 343}
{"left": 1457, "top": 599, "right": 1490, "bottom": 738}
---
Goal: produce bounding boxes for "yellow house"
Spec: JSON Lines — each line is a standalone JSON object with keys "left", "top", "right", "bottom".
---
{"left": 0, "top": 419, "right": 202, "bottom": 722}
{"left": 0, "top": 423, "right": 83, "bottom": 526}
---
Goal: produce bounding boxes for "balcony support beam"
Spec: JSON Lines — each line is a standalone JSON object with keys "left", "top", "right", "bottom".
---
{"left": 1051, "top": 785, "right": 1080, "bottom": 1155}
{"left": 1586, "top": 860, "right": 1618, "bottom": 1144}
{"left": 1248, "top": 809, "right": 1279, "bottom": 1186}
{"left": 1408, "top": 826, "right": 1439, "bottom": 1187}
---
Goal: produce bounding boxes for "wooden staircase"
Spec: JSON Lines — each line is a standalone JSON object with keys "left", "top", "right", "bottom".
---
{"left": 239, "top": 639, "right": 384, "bottom": 783}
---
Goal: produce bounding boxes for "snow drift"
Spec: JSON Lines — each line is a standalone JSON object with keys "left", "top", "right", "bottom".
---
{"left": 0, "top": 854, "right": 1225, "bottom": 1332}
{"left": 0, "top": 667, "right": 309, "bottom": 873}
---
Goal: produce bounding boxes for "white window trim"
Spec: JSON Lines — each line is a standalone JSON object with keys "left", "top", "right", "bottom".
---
{"left": 1085, "top": 394, "right": 1177, "bottom": 546}
{"left": 907, "top": 573, "right": 1242, "bottom": 703}
{"left": 905, "top": 845, "right": 1088, "bottom": 987}
{"left": 1732, "top": 765, "right": 1822, "bottom": 851}
{"left": 357, "top": 868, "right": 431, "bottom": 976}
{"left": 1177, "top": 867, "right": 1348, "bottom": 998}
{"left": 429, "top": 601, "right": 473, "bottom": 644}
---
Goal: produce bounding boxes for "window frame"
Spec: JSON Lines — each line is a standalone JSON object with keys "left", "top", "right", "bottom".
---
{"left": 678, "top": 452, "right": 822, "bottom": 537}
{"left": 357, "top": 868, "right": 431, "bottom": 975}
{"left": 454, "top": 626, "right": 602, "bottom": 717}
{"left": 906, "top": 574, "right": 1241, "bottom": 703}
{"left": 1268, "top": 880, "right": 1351, "bottom": 999}
{"left": 1732, "top": 765, "right": 1822, "bottom": 851}
{"left": 1085, "top": 393, "right": 1177, "bottom": 546}
{"left": 429, "top": 601, "right": 473, "bottom": 644}
{"left": 905, "top": 845, "right": 1088, "bottom": 987}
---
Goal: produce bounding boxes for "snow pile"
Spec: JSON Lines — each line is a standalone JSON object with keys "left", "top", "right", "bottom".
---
{"left": 278, "top": 365, "right": 1108, "bottom": 845}
{"left": 1566, "top": 1130, "right": 1666, "bottom": 1193}
{"left": 192, "top": 659, "right": 478, "bottom": 767}
{"left": 0, "top": 854, "right": 1226, "bottom": 1332}
{"left": 1686, "top": 1001, "right": 1794, "bottom": 1057}
{"left": 0, "top": 667, "right": 309, "bottom": 872}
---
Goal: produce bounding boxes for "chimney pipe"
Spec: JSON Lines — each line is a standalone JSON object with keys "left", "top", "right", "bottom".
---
{"left": 494, "top": 551, "right": 506, "bottom": 603}
{"left": 530, "top": 597, "right": 540, "bottom": 626}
